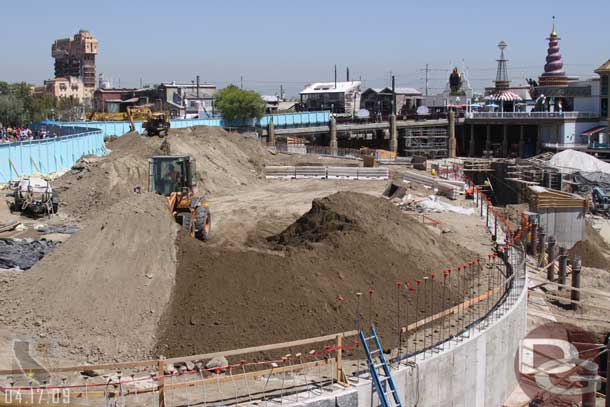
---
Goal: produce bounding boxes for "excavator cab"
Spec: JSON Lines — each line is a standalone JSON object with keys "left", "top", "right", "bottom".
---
{"left": 148, "top": 155, "right": 210, "bottom": 240}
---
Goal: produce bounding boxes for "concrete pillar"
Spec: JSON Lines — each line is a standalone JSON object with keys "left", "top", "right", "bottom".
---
{"left": 448, "top": 111, "right": 456, "bottom": 158}
{"left": 469, "top": 124, "right": 475, "bottom": 157}
{"left": 547, "top": 236, "right": 556, "bottom": 281}
{"left": 502, "top": 125, "right": 508, "bottom": 157}
{"left": 518, "top": 125, "right": 524, "bottom": 158}
{"left": 330, "top": 117, "right": 338, "bottom": 156}
{"left": 530, "top": 223, "right": 538, "bottom": 256}
{"left": 558, "top": 246, "right": 568, "bottom": 289}
{"left": 571, "top": 256, "right": 582, "bottom": 309}
{"left": 267, "top": 121, "right": 275, "bottom": 145}
{"left": 485, "top": 125, "right": 491, "bottom": 152}
{"left": 389, "top": 114, "right": 397, "bottom": 153}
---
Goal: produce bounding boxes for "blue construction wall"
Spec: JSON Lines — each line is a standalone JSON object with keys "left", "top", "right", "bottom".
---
{"left": 2, "top": 111, "right": 330, "bottom": 182}
{"left": 49, "top": 111, "right": 330, "bottom": 138}
{"left": 0, "top": 127, "right": 105, "bottom": 182}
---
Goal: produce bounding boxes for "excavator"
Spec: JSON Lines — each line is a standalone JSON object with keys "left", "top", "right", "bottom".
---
{"left": 148, "top": 155, "right": 210, "bottom": 240}
{"left": 127, "top": 106, "right": 171, "bottom": 137}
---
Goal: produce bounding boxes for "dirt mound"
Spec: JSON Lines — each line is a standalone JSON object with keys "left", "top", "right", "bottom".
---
{"left": 155, "top": 192, "right": 476, "bottom": 357}
{"left": 4, "top": 193, "right": 179, "bottom": 361}
{"left": 570, "top": 223, "right": 610, "bottom": 269}
{"left": 53, "top": 133, "right": 164, "bottom": 220}
{"left": 165, "top": 127, "right": 267, "bottom": 196}
{"left": 268, "top": 198, "right": 354, "bottom": 245}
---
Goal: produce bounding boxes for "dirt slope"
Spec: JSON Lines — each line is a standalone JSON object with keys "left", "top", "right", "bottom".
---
{"left": 53, "top": 133, "right": 164, "bottom": 220}
{"left": 570, "top": 222, "right": 610, "bottom": 269}
{"left": 155, "top": 192, "right": 476, "bottom": 357}
{"left": 4, "top": 193, "right": 179, "bottom": 361}
{"left": 165, "top": 127, "right": 267, "bottom": 196}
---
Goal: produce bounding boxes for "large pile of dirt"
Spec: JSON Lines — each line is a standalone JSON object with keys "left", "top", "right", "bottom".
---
{"left": 570, "top": 223, "right": 610, "bottom": 269}
{"left": 4, "top": 193, "right": 178, "bottom": 361}
{"left": 53, "top": 133, "right": 164, "bottom": 220}
{"left": 155, "top": 192, "right": 476, "bottom": 357}
{"left": 165, "top": 127, "right": 267, "bottom": 196}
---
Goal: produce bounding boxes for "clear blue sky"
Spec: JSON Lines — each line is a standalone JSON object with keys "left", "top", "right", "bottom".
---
{"left": 1, "top": 0, "right": 608, "bottom": 96}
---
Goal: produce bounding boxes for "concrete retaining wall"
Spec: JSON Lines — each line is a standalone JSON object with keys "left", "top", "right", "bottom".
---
{"left": 289, "top": 253, "right": 528, "bottom": 407}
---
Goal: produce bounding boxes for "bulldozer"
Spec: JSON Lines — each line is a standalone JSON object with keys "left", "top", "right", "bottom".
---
{"left": 127, "top": 106, "right": 171, "bottom": 137}
{"left": 148, "top": 155, "right": 210, "bottom": 240}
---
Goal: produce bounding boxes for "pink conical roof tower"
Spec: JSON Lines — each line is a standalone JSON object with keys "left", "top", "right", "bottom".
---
{"left": 539, "top": 17, "right": 569, "bottom": 86}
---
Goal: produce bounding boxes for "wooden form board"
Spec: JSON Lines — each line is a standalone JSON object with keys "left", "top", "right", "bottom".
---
{"left": 528, "top": 186, "right": 586, "bottom": 209}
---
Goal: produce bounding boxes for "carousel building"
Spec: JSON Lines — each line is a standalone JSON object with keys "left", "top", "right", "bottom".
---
{"left": 462, "top": 19, "right": 604, "bottom": 158}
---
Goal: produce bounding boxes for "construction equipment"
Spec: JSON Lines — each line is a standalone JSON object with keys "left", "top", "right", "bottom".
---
{"left": 127, "top": 106, "right": 171, "bottom": 137}
{"left": 7, "top": 177, "right": 59, "bottom": 217}
{"left": 148, "top": 155, "right": 210, "bottom": 240}
{"left": 591, "top": 186, "right": 610, "bottom": 216}
{"left": 359, "top": 325, "right": 404, "bottom": 407}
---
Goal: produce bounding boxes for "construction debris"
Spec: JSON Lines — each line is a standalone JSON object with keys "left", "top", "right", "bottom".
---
{"left": 403, "top": 170, "right": 465, "bottom": 200}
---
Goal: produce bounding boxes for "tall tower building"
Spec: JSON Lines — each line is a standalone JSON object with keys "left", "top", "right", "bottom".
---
{"left": 52, "top": 30, "right": 99, "bottom": 98}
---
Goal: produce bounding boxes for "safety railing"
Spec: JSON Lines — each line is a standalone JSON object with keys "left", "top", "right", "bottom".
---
{"left": 469, "top": 111, "right": 599, "bottom": 120}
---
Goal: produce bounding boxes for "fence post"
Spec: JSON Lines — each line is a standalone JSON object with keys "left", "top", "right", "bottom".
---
{"left": 336, "top": 335, "right": 344, "bottom": 384}
{"left": 158, "top": 357, "right": 166, "bottom": 407}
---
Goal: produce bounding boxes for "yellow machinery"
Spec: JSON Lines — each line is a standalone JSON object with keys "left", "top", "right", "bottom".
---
{"left": 88, "top": 111, "right": 129, "bottom": 121}
{"left": 127, "top": 106, "right": 171, "bottom": 137}
{"left": 148, "top": 155, "right": 210, "bottom": 240}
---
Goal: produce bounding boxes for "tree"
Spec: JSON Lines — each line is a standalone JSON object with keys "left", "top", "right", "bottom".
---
{"left": 0, "top": 95, "right": 26, "bottom": 127}
{"left": 215, "top": 85, "right": 265, "bottom": 123}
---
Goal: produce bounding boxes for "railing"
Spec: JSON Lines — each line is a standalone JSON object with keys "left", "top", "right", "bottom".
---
{"left": 468, "top": 111, "right": 599, "bottom": 120}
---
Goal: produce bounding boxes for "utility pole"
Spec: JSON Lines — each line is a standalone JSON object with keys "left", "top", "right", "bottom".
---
{"left": 391, "top": 75, "right": 396, "bottom": 115}
{"left": 280, "top": 84, "right": 284, "bottom": 100}
{"left": 425, "top": 64, "right": 429, "bottom": 97}
{"left": 334, "top": 64, "right": 337, "bottom": 88}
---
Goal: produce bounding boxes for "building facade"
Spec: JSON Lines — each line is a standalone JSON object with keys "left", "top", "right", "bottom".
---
{"left": 51, "top": 30, "right": 99, "bottom": 99}
{"left": 43, "top": 77, "right": 86, "bottom": 102}
{"left": 299, "top": 81, "right": 362, "bottom": 115}
{"left": 360, "top": 87, "right": 423, "bottom": 117}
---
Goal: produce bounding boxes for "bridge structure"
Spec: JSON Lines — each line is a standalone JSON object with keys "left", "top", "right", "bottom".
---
{"left": 264, "top": 115, "right": 460, "bottom": 158}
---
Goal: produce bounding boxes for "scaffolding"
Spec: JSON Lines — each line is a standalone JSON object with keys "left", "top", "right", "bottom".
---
{"left": 403, "top": 127, "right": 448, "bottom": 159}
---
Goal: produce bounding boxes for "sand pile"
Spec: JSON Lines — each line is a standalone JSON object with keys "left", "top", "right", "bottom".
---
{"left": 53, "top": 133, "right": 164, "bottom": 219}
{"left": 155, "top": 192, "right": 476, "bottom": 357}
{"left": 165, "top": 127, "right": 267, "bottom": 196}
{"left": 4, "top": 193, "right": 179, "bottom": 361}
{"left": 570, "top": 223, "right": 610, "bottom": 269}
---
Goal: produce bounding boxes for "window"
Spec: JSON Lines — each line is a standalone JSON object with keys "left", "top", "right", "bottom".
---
{"left": 602, "top": 98, "right": 608, "bottom": 118}
{"left": 602, "top": 76, "right": 609, "bottom": 96}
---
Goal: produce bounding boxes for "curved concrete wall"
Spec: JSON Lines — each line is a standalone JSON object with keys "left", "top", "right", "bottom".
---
{"left": 294, "top": 249, "right": 528, "bottom": 407}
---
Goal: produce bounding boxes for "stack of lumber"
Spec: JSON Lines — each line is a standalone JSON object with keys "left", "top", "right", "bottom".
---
{"left": 528, "top": 186, "right": 587, "bottom": 209}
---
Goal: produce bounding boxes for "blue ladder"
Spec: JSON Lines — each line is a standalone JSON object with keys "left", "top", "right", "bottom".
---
{"left": 359, "top": 325, "right": 404, "bottom": 407}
